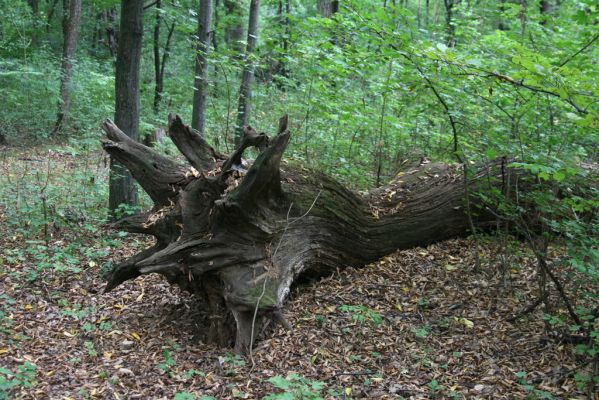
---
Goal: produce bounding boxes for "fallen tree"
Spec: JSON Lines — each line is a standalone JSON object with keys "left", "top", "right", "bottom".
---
{"left": 102, "top": 114, "right": 504, "bottom": 354}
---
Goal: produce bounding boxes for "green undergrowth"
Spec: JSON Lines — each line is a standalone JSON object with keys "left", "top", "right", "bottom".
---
{"left": 0, "top": 146, "right": 152, "bottom": 286}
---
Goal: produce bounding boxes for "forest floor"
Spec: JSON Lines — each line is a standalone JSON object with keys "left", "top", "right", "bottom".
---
{"left": 0, "top": 148, "right": 596, "bottom": 399}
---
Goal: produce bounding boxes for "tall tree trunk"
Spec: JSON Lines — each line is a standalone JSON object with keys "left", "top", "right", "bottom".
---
{"left": 317, "top": 0, "right": 339, "bottom": 45}
{"left": 317, "top": 0, "right": 339, "bottom": 17}
{"left": 52, "top": 0, "right": 81, "bottom": 135}
{"left": 234, "top": 0, "right": 260, "bottom": 147}
{"left": 109, "top": 0, "right": 144, "bottom": 214}
{"left": 223, "top": 0, "right": 244, "bottom": 53}
{"left": 191, "top": 0, "right": 214, "bottom": 135}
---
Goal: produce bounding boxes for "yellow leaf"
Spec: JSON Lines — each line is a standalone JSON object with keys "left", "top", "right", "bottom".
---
{"left": 89, "top": 261, "right": 97, "bottom": 268}
{"left": 24, "top": 304, "right": 33, "bottom": 310}
{"left": 457, "top": 318, "right": 474, "bottom": 329}
{"left": 130, "top": 331, "right": 141, "bottom": 341}
{"left": 395, "top": 304, "right": 403, "bottom": 311}
{"left": 103, "top": 352, "right": 113, "bottom": 360}
{"left": 0, "top": 349, "right": 9, "bottom": 355}
{"left": 113, "top": 304, "right": 123, "bottom": 310}
{"left": 345, "top": 387, "right": 352, "bottom": 396}
{"left": 63, "top": 331, "right": 75, "bottom": 337}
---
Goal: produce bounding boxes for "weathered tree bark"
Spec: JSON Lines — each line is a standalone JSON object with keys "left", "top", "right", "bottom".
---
{"left": 52, "top": 0, "right": 81, "bottom": 135}
{"left": 234, "top": 0, "right": 260, "bottom": 147}
{"left": 109, "top": 0, "right": 144, "bottom": 214}
{"left": 101, "top": 114, "right": 509, "bottom": 354}
{"left": 191, "top": 0, "right": 213, "bottom": 134}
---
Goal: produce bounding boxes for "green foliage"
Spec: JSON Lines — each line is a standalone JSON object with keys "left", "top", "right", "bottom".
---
{"left": 338, "top": 304, "right": 383, "bottom": 326}
{"left": 0, "top": 361, "right": 37, "bottom": 399}
{"left": 219, "top": 352, "right": 246, "bottom": 376}
{"left": 83, "top": 341, "right": 98, "bottom": 358}
{"left": 516, "top": 372, "right": 555, "bottom": 400}
{"left": 0, "top": 0, "right": 35, "bottom": 56}
{"left": 428, "top": 379, "right": 443, "bottom": 393}
{"left": 157, "top": 348, "right": 177, "bottom": 377}
{"left": 264, "top": 373, "right": 326, "bottom": 400}
{"left": 0, "top": 295, "right": 16, "bottom": 335}
{"left": 173, "top": 393, "right": 195, "bottom": 400}
{"left": 184, "top": 369, "right": 205, "bottom": 379}
{"left": 413, "top": 325, "right": 431, "bottom": 339}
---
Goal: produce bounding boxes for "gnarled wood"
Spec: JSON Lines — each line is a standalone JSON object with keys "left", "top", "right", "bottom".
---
{"left": 102, "top": 119, "right": 191, "bottom": 206}
{"left": 102, "top": 114, "right": 506, "bottom": 353}
{"left": 167, "top": 113, "right": 223, "bottom": 171}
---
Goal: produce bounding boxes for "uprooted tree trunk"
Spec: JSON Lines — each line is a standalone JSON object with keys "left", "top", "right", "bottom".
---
{"left": 101, "top": 114, "right": 503, "bottom": 354}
